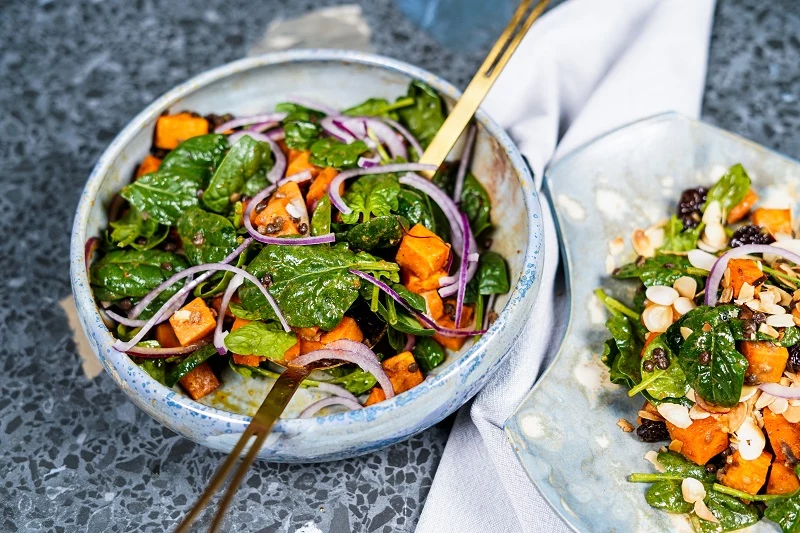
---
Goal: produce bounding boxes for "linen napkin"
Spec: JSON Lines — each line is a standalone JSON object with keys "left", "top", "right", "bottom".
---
{"left": 415, "top": 0, "right": 716, "bottom": 531}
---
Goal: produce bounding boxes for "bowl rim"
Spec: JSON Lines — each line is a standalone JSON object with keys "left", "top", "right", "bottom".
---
{"left": 70, "top": 48, "right": 542, "bottom": 437}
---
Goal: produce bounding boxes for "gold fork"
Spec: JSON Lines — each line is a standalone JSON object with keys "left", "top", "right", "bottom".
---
{"left": 176, "top": 1, "right": 549, "bottom": 531}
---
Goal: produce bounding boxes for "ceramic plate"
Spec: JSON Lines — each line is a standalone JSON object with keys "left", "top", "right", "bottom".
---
{"left": 505, "top": 113, "right": 800, "bottom": 531}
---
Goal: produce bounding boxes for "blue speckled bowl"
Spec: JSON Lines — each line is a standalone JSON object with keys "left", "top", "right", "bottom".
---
{"left": 70, "top": 49, "right": 543, "bottom": 462}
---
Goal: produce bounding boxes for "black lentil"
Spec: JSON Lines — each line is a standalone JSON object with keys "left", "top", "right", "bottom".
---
{"left": 655, "top": 356, "right": 670, "bottom": 370}
{"left": 705, "top": 464, "right": 717, "bottom": 473}
{"left": 298, "top": 223, "right": 309, "bottom": 235}
{"left": 255, "top": 200, "right": 268, "bottom": 214}
{"left": 408, "top": 363, "right": 419, "bottom": 373}
{"left": 643, "top": 360, "right": 656, "bottom": 373}
{"left": 753, "top": 312, "right": 767, "bottom": 324}
{"left": 261, "top": 273, "right": 273, "bottom": 287}
{"left": 160, "top": 262, "right": 173, "bottom": 271}
{"left": 118, "top": 299, "right": 132, "bottom": 311}
{"left": 192, "top": 232, "right": 205, "bottom": 246}
{"left": 698, "top": 351, "right": 711, "bottom": 365}
{"left": 229, "top": 192, "right": 241, "bottom": 203}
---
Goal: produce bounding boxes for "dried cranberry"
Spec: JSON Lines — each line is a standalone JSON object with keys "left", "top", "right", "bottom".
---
{"left": 788, "top": 345, "right": 800, "bottom": 373}
{"left": 676, "top": 187, "right": 708, "bottom": 229}
{"left": 636, "top": 419, "right": 670, "bottom": 443}
{"left": 730, "top": 225, "right": 775, "bottom": 248}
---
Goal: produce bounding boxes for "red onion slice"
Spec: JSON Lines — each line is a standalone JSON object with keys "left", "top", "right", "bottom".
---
{"left": 455, "top": 212, "right": 470, "bottom": 328}
{"left": 248, "top": 121, "right": 280, "bottom": 133}
{"left": 227, "top": 131, "right": 286, "bottom": 183}
{"left": 704, "top": 244, "right": 800, "bottom": 306}
{"left": 328, "top": 163, "right": 437, "bottom": 215}
{"left": 342, "top": 117, "right": 406, "bottom": 160}
{"left": 381, "top": 118, "right": 423, "bottom": 160}
{"left": 357, "top": 154, "right": 381, "bottom": 168}
{"left": 398, "top": 172, "right": 464, "bottom": 252}
{"left": 453, "top": 125, "right": 476, "bottom": 202}
{"left": 213, "top": 274, "right": 244, "bottom": 355}
{"left": 114, "top": 263, "right": 288, "bottom": 353}
{"left": 128, "top": 238, "right": 252, "bottom": 319}
{"left": 105, "top": 309, "right": 150, "bottom": 328}
{"left": 315, "top": 382, "right": 359, "bottom": 403}
{"left": 85, "top": 237, "right": 99, "bottom": 271}
{"left": 403, "top": 334, "right": 416, "bottom": 352}
{"left": 291, "top": 348, "right": 395, "bottom": 398}
{"left": 285, "top": 96, "right": 338, "bottom": 116}
{"left": 299, "top": 396, "right": 362, "bottom": 418}
{"left": 483, "top": 294, "right": 497, "bottom": 331}
{"left": 214, "top": 113, "right": 288, "bottom": 133}
{"left": 266, "top": 127, "right": 285, "bottom": 141}
{"left": 759, "top": 382, "right": 800, "bottom": 399}
{"left": 349, "top": 269, "right": 485, "bottom": 337}
{"left": 320, "top": 116, "right": 356, "bottom": 143}
{"left": 127, "top": 340, "right": 210, "bottom": 358}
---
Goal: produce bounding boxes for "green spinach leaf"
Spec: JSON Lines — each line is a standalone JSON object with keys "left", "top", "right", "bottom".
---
{"left": 276, "top": 102, "right": 325, "bottom": 123}
{"left": 223, "top": 321, "right": 297, "bottom": 362}
{"left": 342, "top": 97, "right": 414, "bottom": 120}
{"left": 165, "top": 345, "right": 216, "bottom": 387}
{"left": 696, "top": 491, "right": 761, "bottom": 533}
{"left": 309, "top": 138, "right": 368, "bottom": 169}
{"left": 765, "top": 489, "right": 800, "bottom": 533}
{"left": 344, "top": 215, "right": 408, "bottom": 251}
{"left": 202, "top": 135, "right": 273, "bottom": 213}
{"left": 138, "top": 359, "right": 167, "bottom": 385}
{"left": 614, "top": 254, "right": 706, "bottom": 287}
{"left": 387, "top": 327, "right": 408, "bottom": 352}
{"left": 177, "top": 207, "right": 238, "bottom": 265}
{"left": 603, "top": 315, "right": 642, "bottom": 389}
{"left": 396, "top": 189, "right": 435, "bottom": 229}
{"left": 630, "top": 335, "right": 688, "bottom": 399}
{"left": 645, "top": 481, "right": 693, "bottom": 514}
{"left": 475, "top": 252, "right": 510, "bottom": 295}
{"left": 340, "top": 174, "right": 402, "bottom": 224}
{"left": 228, "top": 301, "right": 264, "bottom": 321}
{"left": 327, "top": 368, "right": 378, "bottom": 396}
{"left": 90, "top": 249, "right": 188, "bottom": 304}
{"left": 657, "top": 451, "right": 716, "bottom": 483}
{"left": 109, "top": 207, "right": 168, "bottom": 250}
{"left": 661, "top": 215, "right": 703, "bottom": 252}
{"left": 284, "top": 121, "right": 321, "bottom": 150}
{"left": 397, "top": 81, "right": 446, "bottom": 149}
{"left": 311, "top": 193, "right": 332, "bottom": 236}
{"left": 704, "top": 163, "right": 751, "bottom": 215}
{"left": 413, "top": 337, "right": 446, "bottom": 372}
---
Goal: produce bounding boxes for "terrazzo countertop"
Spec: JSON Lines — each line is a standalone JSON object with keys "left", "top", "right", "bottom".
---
{"left": 1, "top": 0, "right": 798, "bottom": 532}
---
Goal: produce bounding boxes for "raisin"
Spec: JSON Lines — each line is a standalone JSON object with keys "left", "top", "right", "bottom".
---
{"left": 788, "top": 345, "right": 800, "bottom": 373}
{"left": 730, "top": 225, "right": 775, "bottom": 248}
{"left": 637, "top": 419, "right": 670, "bottom": 443}
{"left": 676, "top": 187, "right": 708, "bottom": 229}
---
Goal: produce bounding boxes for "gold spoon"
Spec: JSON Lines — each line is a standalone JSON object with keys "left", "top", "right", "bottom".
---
{"left": 176, "top": 1, "right": 549, "bottom": 530}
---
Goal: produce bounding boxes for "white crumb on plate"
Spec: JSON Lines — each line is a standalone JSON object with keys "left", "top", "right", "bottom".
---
{"left": 595, "top": 189, "right": 629, "bottom": 220}
{"left": 588, "top": 293, "right": 605, "bottom": 325}
{"left": 557, "top": 194, "right": 587, "bottom": 221}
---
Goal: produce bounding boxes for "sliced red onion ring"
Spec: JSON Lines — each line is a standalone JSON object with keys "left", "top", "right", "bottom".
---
{"left": 291, "top": 348, "right": 395, "bottom": 398}
{"left": 315, "top": 382, "right": 359, "bottom": 403}
{"left": 299, "top": 396, "right": 362, "bottom": 418}
{"left": 227, "top": 131, "right": 286, "bottom": 183}
{"left": 320, "top": 116, "right": 357, "bottom": 144}
{"left": 341, "top": 117, "right": 406, "bottom": 160}
{"left": 248, "top": 121, "right": 280, "bottom": 133}
{"left": 105, "top": 309, "right": 150, "bottom": 328}
{"left": 704, "top": 244, "right": 800, "bottom": 306}
{"left": 349, "top": 269, "right": 485, "bottom": 337}
{"left": 128, "top": 238, "right": 252, "bottom": 319}
{"left": 214, "top": 113, "right": 288, "bottom": 133}
{"left": 453, "top": 125, "right": 476, "bottom": 202}
{"left": 85, "top": 237, "right": 99, "bottom": 271}
{"left": 267, "top": 127, "right": 285, "bottom": 141}
{"left": 329, "top": 163, "right": 437, "bottom": 215}
{"left": 455, "top": 213, "right": 470, "bottom": 328}
{"left": 358, "top": 154, "right": 381, "bottom": 168}
{"left": 483, "top": 294, "right": 497, "bottom": 331}
{"left": 243, "top": 181, "right": 335, "bottom": 245}
{"left": 127, "top": 340, "right": 210, "bottom": 358}
{"left": 381, "top": 118, "right": 424, "bottom": 160}
{"left": 398, "top": 172, "right": 464, "bottom": 252}
{"left": 285, "top": 96, "right": 338, "bottom": 115}
{"left": 213, "top": 274, "right": 244, "bottom": 355}
{"left": 114, "top": 263, "right": 288, "bottom": 353}
{"left": 403, "top": 334, "right": 416, "bottom": 352}
{"left": 759, "top": 382, "right": 800, "bottom": 399}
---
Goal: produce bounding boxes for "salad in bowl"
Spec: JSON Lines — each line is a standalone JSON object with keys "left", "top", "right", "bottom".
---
{"left": 600, "top": 163, "right": 800, "bottom": 532}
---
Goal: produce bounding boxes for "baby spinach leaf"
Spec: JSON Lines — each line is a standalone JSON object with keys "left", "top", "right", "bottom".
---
{"left": 121, "top": 134, "right": 228, "bottom": 224}
{"left": 228, "top": 301, "right": 264, "bottom": 321}
{"left": 177, "top": 207, "right": 238, "bottom": 265}
{"left": 165, "top": 344, "right": 216, "bottom": 387}
{"left": 342, "top": 97, "right": 414, "bottom": 120}
{"left": 666, "top": 305, "right": 747, "bottom": 408}
{"left": 311, "top": 193, "right": 332, "bottom": 236}
{"left": 202, "top": 135, "right": 273, "bottom": 213}
{"left": 239, "top": 244, "right": 399, "bottom": 329}
{"left": 344, "top": 215, "right": 408, "bottom": 251}
{"left": 387, "top": 327, "right": 408, "bottom": 352}
{"left": 697, "top": 491, "right": 761, "bottom": 533}
{"left": 380, "top": 304, "right": 433, "bottom": 336}
{"left": 228, "top": 358, "right": 281, "bottom": 380}
{"left": 730, "top": 319, "right": 800, "bottom": 347}
{"left": 309, "top": 138, "right": 368, "bottom": 169}
{"left": 275, "top": 102, "right": 324, "bottom": 123}
{"left": 397, "top": 81, "right": 446, "bottom": 149}
{"left": 614, "top": 254, "right": 706, "bottom": 287}
{"left": 603, "top": 315, "right": 643, "bottom": 389}
{"left": 413, "top": 337, "right": 446, "bottom": 372}
{"left": 284, "top": 121, "right": 321, "bottom": 150}
{"left": 90, "top": 249, "right": 188, "bottom": 302}
{"left": 397, "top": 189, "right": 435, "bottom": 229}
{"left": 475, "top": 252, "right": 510, "bottom": 295}
{"left": 224, "top": 321, "right": 297, "bottom": 362}
{"left": 109, "top": 207, "right": 168, "bottom": 250}
{"left": 657, "top": 451, "right": 716, "bottom": 482}
{"left": 138, "top": 358, "right": 167, "bottom": 385}
{"left": 327, "top": 367, "right": 378, "bottom": 396}
{"left": 340, "top": 174, "right": 401, "bottom": 224}
{"left": 432, "top": 168, "right": 493, "bottom": 236}
{"left": 704, "top": 163, "right": 751, "bottom": 215}
{"left": 765, "top": 489, "right": 800, "bottom": 533}
{"left": 629, "top": 336, "right": 688, "bottom": 399}
{"left": 243, "top": 173, "right": 269, "bottom": 198}
{"left": 645, "top": 481, "right": 693, "bottom": 514}
{"left": 661, "top": 215, "right": 703, "bottom": 252}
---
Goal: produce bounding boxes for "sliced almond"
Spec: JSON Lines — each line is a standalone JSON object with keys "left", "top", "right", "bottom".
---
{"left": 658, "top": 403, "right": 692, "bottom": 429}
{"left": 608, "top": 237, "right": 625, "bottom": 256}
{"left": 756, "top": 391, "right": 777, "bottom": 410}
{"left": 759, "top": 323, "right": 780, "bottom": 338}
{"left": 673, "top": 297, "right": 697, "bottom": 317}
{"left": 644, "top": 450, "right": 666, "bottom": 472}
{"left": 769, "top": 397, "right": 789, "bottom": 415}
{"left": 739, "top": 386, "right": 759, "bottom": 402}
{"left": 689, "top": 403, "right": 711, "bottom": 420}
{"left": 617, "top": 418, "right": 634, "bottom": 432}
{"left": 735, "top": 282, "right": 755, "bottom": 304}
{"left": 645, "top": 226, "right": 665, "bottom": 250}
{"left": 767, "top": 314, "right": 796, "bottom": 328}
{"left": 646, "top": 286, "right": 680, "bottom": 306}
{"left": 682, "top": 477, "right": 707, "bottom": 504}
{"left": 686, "top": 389, "right": 697, "bottom": 402}
{"left": 763, "top": 303, "right": 789, "bottom": 315}
{"left": 722, "top": 267, "right": 732, "bottom": 289}
{"left": 783, "top": 405, "right": 800, "bottom": 423}
{"left": 669, "top": 439, "right": 684, "bottom": 453}
{"left": 642, "top": 305, "right": 674, "bottom": 333}
{"left": 703, "top": 201, "right": 723, "bottom": 226}
{"left": 719, "top": 286, "right": 734, "bottom": 304}
{"left": 721, "top": 402, "right": 747, "bottom": 433}
{"left": 688, "top": 249, "right": 718, "bottom": 271}
{"left": 736, "top": 418, "right": 766, "bottom": 460}
{"left": 703, "top": 223, "right": 728, "bottom": 250}
{"left": 680, "top": 327, "right": 694, "bottom": 340}
{"left": 632, "top": 229, "right": 655, "bottom": 258}
{"left": 760, "top": 291, "right": 776, "bottom": 308}
{"left": 673, "top": 277, "right": 698, "bottom": 299}
{"left": 638, "top": 410, "right": 663, "bottom": 422}
{"left": 694, "top": 500, "right": 719, "bottom": 524}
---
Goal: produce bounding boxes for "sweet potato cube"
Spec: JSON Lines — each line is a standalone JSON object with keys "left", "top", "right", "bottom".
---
{"left": 155, "top": 323, "right": 180, "bottom": 349}
{"left": 763, "top": 410, "right": 800, "bottom": 463}
{"left": 320, "top": 317, "right": 364, "bottom": 344}
{"left": 382, "top": 351, "right": 424, "bottom": 395}
{"left": 364, "top": 387, "right": 386, "bottom": 406}
{"left": 307, "top": 167, "right": 342, "bottom": 210}
{"left": 728, "top": 258, "right": 764, "bottom": 298}
{"left": 212, "top": 293, "right": 238, "bottom": 319}
{"left": 284, "top": 342, "right": 300, "bottom": 361}
{"left": 421, "top": 290, "right": 444, "bottom": 320}
{"left": 740, "top": 341, "right": 788, "bottom": 384}
{"left": 154, "top": 113, "right": 209, "bottom": 150}
{"left": 753, "top": 208, "right": 793, "bottom": 236}
{"left": 768, "top": 461, "right": 800, "bottom": 495}
{"left": 231, "top": 317, "right": 250, "bottom": 332}
{"left": 433, "top": 305, "right": 474, "bottom": 351}
{"left": 402, "top": 269, "right": 449, "bottom": 293}
{"left": 718, "top": 450, "right": 772, "bottom": 495}
{"left": 396, "top": 224, "right": 451, "bottom": 279}
{"left": 136, "top": 154, "right": 162, "bottom": 178}
{"left": 286, "top": 150, "right": 321, "bottom": 179}
{"left": 296, "top": 327, "right": 321, "bottom": 341}
{"left": 727, "top": 189, "right": 759, "bottom": 224}
{"left": 179, "top": 362, "right": 220, "bottom": 400}
{"left": 666, "top": 416, "right": 729, "bottom": 465}
{"left": 169, "top": 297, "right": 217, "bottom": 347}
{"left": 251, "top": 181, "right": 306, "bottom": 236}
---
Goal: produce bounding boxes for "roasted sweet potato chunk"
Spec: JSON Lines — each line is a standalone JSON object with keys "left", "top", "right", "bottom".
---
{"left": 136, "top": 154, "right": 162, "bottom": 178}
{"left": 155, "top": 323, "right": 180, "bottom": 349}
{"left": 402, "top": 269, "right": 449, "bottom": 293}
{"left": 155, "top": 113, "right": 209, "bottom": 150}
{"left": 421, "top": 290, "right": 444, "bottom": 320}
{"left": 433, "top": 305, "right": 474, "bottom": 351}
{"left": 251, "top": 181, "right": 307, "bottom": 236}
{"left": 306, "top": 167, "right": 341, "bottom": 210}
{"left": 764, "top": 410, "right": 800, "bottom": 463}
{"left": 320, "top": 317, "right": 364, "bottom": 344}
{"left": 728, "top": 258, "right": 764, "bottom": 298}
{"left": 285, "top": 150, "right": 321, "bottom": 178}
{"left": 753, "top": 208, "right": 793, "bottom": 236}
{"left": 364, "top": 387, "right": 386, "bottom": 406}
{"left": 727, "top": 188, "right": 759, "bottom": 224}
{"left": 396, "top": 224, "right": 451, "bottom": 279}
{"left": 768, "top": 461, "right": 800, "bottom": 495}
{"left": 717, "top": 450, "right": 772, "bottom": 495}
{"left": 229, "top": 318, "right": 264, "bottom": 366}
{"left": 364, "top": 352, "right": 423, "bottom": 406}
{"left": 169, "top": 297, "right": 216, "bottom": 347}
{"left": 179, "top": 362, "right": 220, "bottom": 400}
{"left": 740, "top": 341, "right": 788, "bottom": 384}
{"left": 666, "top": 416, "right": 729, "bottom": 465}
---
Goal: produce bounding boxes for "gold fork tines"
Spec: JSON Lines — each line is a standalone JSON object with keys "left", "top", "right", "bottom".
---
{"left": 418, "top": 0, "right": 550, "bottom": 178}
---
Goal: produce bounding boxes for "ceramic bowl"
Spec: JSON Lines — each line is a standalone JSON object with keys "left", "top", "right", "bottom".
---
{"left": 70, "top": 49, "right": 543, "bottom": 462}
{"left": 505, "top": 113, "right": 800, "bottom": 531}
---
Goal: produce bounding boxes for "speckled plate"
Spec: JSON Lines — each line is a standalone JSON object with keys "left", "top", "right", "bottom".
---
{"left": 505, "top": 113, "right": 800, "bottom": 532}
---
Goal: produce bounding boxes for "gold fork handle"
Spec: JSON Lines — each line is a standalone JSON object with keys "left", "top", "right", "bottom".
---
{"left": 175, "top": 365, "right": 311, "bottom": 533}
{"left": 418, "top": 0, "right": 550, "bottom": 178}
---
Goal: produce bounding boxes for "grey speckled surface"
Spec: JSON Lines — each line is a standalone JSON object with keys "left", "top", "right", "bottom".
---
{"left": 0, "top": 0, "right": 797, "bottom": 532}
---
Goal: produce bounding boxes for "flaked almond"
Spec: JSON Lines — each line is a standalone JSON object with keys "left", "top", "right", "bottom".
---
{"left": 735, "top": 282, "right": 755, "bottom": 304}
{"left": 767, "top": 314, "right": 796, "bottom": 328}
{"left": 682, "top": 477, "right": 707, "bottom": 504}
{"left": 783, "top": 405, "right": 800, "bottom": 423}
{"left": 674, "top": 276, "right": 697, "bottom": 299}
{"left": 759, "top": 323, "right": 780, "bottom": 338}
{"left": 643, "top": 305, "right": 673, "bottom": 333}
{"left": 646, "top": 286, "right": 680, "bottom": 306}
{"left": 763, "top": 303, "right": 789, "bottom": 315}
{"left": 719, "top": 286, "right": 734, "bottom": 304}
{"left": 703, "top": 223, "right": 728, "bottom": 250}
{"left": 658, "top": 403, "right": 692, "bottom": 429}
{"left": 694, "top": 500, "right": 719, "bottom": 524}
{"left": 644, "top": 450, "right": 665, "bottom": 472}
{"left": 632, "top": 229, "right": 655, "bottom": 258}
{"left": 696, "top": 395, "right": 730, "bottom": 414}
{"left": 669, "top": 439, "right": 684, "bottom": 453}
{"left": 617, "top": 418, "right": 634, "bottom": 432}
{"left": 688, "top": 249, "right": 718, "bottom": 271}
{"left": 698, "top": 239, "right": 721, "bottom": 253}
{"left": 702, "top": 200, "right": 723, "bottom": 226}
{"left": 756, "top": 391, "right": 776, "bottom": 410}
{"left": 722, "top": 267, "right": 732, "bottom": 289}
{"left": 686, "top": 389, "right": 697, "bottom": 402}
{"left": 645, "top": 226, "right": 665, "bottom": 250}
{"left": 737, "top": 418, "right": 766, "bottom": 460}
{"left": 608, "top": 237, "right": 625, "bottom": 256}
{"left": 680, "top": 327, "right": 694, "bottom": 340}
{"left": 739, "top": 386, "right": 759, "bottom": 402}
{"left": 745, "top": 299, "right": 763, "bottom": 312}
{"left": 769, "top": 397, "right": 789, "bottom": 415}
{"left": 754, "top": 409, "right": 765, "bottom": 428}
{"left": 760, "top": 291, "right": 777, "bottom": 308}
{"left": 689, "top": 404, "right": 711, "bottom": 420}
{"left": 638, "top": 410, "right": 663, "bottom": 422}
{"left": 673, "top": 297, "right": 696, "bottom": 317}
{"left": 721, "top": 402, "right": 747, "bottom": 433}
